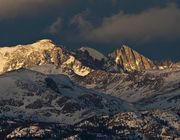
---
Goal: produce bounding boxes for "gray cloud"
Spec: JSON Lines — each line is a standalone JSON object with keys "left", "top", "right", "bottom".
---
{"left": 0, "top": 0, "right": 74, "bottom": 20}
{"left": 74, "top": 4, "right": 180, "bottom": 43}
{"left": 71, "top": 10, "right": 93, "bottom": 33}
{"left": 46, "top": 17, "right": 63, "bottom": 35}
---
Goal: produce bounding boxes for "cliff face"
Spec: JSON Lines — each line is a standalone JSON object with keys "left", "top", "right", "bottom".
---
{"left": 110, "top": 45, "right": 156, "bottom": 71}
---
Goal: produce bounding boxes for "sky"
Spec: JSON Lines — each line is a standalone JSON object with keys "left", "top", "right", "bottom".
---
{"left": 0, "top": 0, "right": 180, "bottom": 61}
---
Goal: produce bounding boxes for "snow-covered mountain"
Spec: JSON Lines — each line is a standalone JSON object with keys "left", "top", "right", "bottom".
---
{"left": 0, "top": 39, "right": 180, "bottom": 139}
{"left": 0, "top": 69, "right": 133, "bottom": 125}
{"left": 74, "top": 68, "right": 180, "bottom": 111}
{"left": 0, "top": 39, "right": 177, "bottom": 75}
{"left": 0, "top": 39, "right": 63, "bottom": 73}
{"left": 1, "top": 40, "right": 178, "bottom": 111}
{"left": 0, "top": 39, "right": 156, "bottom": 75}
{"left": 0, "top": 39, "right": 92, "bottom": 77}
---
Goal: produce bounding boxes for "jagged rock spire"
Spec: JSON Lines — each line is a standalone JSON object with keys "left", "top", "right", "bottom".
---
{"left": 109, "top": 45, "right": 156, "bottom": 71}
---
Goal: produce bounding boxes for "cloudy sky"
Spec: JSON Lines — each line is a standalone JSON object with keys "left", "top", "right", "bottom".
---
{"left": 0, "top": 0, "right": 180, "bottom": 60}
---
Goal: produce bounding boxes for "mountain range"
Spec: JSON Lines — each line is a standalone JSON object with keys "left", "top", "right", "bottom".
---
{"left": 0, "top": 39, "right": 180, "bottom": 139}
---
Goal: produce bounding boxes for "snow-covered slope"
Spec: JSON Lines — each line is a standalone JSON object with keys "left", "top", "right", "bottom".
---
{"left": 0, "top": 69, "right": 133, "bottom": 125}
{"left": 29, "top": 64, "right": 180, "bottom": 111}
{"left": 74, "top": 68, "right": 180, "bottom": 111}
{"left": 79, "top": 47, "right": 107, "bottom": 61}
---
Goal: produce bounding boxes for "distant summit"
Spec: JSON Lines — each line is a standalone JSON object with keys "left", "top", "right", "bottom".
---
{"left": 79, "top": 47, "right": 107, "bottom": 61}
{"left": 109, "top": 45, "right": 156, "bottom": 71}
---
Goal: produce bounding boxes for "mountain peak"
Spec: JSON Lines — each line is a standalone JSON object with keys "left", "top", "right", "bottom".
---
{"left": 37, "top": 39, "right": 54, "bottom": 43}
{"left": 110, "top": 45, "right": 156, "bottom": 71}
{"left": 35, "top": 39, "right": 56, "bottom": 46}
{"left": 0, "top": 39, "right": 64, "bottom": 73}
{"left": 79, "top": 47, "right": 107, "bottom": 61}
{"left": 32, "top": 39, "right": 56, "bottom": 48}
{"left": 121, "top": 44, "right": 131, "bottom": 50}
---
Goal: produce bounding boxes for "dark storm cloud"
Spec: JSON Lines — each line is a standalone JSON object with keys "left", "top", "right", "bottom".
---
{"left": 0, "top": 0, "right": 75, "bottom": 20}
{"left": 72, "top": 3, "right": 180, "bottom": 43}
{"left": 0, "top": 0, "right": 180, "bottom": 60}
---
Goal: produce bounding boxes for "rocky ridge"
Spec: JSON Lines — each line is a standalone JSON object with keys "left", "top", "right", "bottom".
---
{"left": 0, "top": 39, "right": 162, "bottom": 75}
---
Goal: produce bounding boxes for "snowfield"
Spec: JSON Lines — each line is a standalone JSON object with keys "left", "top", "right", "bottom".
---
{"left": 0, "top": 69, "right": 133, "bottom": 125}
{"left": 74, "top": 69, "right": 180, "bottom": 111}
